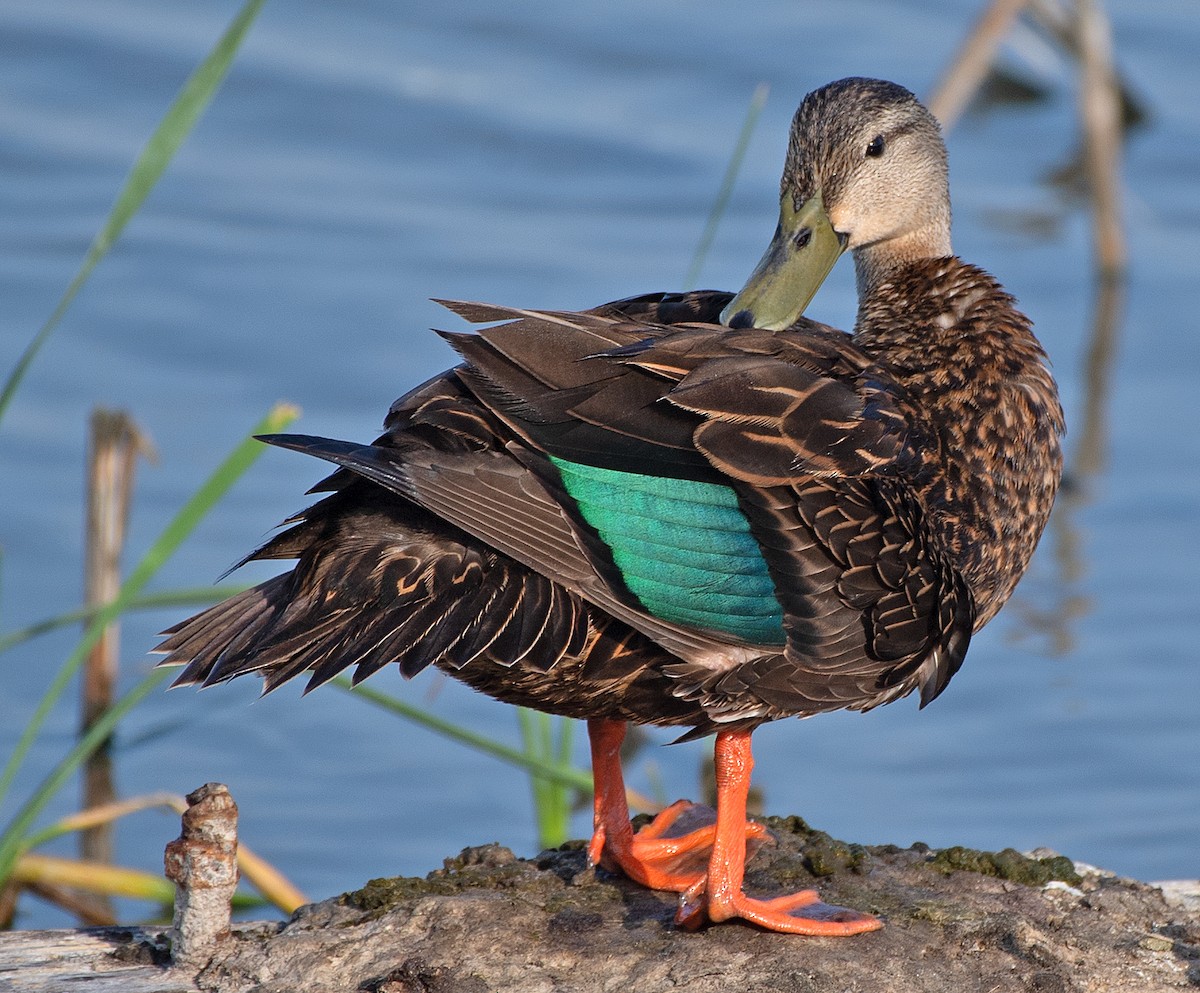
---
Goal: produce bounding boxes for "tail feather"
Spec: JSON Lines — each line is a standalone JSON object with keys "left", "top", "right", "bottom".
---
{"left": 155, "top": 490, "right": 592, "bottom": 696}
{"left": 157, "top": 578, "right": 293, "bottom": 687}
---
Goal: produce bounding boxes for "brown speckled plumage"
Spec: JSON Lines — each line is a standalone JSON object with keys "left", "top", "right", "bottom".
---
{"left": 852, "top": 258, "right": 1064, "bottom": 625}
{"left": 158, "top": 78, "right": 1064, "bottom": 742}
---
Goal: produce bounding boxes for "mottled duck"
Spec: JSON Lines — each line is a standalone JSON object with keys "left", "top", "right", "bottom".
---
{"left": 158, "top": 77, "right": 1065, "bottom": 935}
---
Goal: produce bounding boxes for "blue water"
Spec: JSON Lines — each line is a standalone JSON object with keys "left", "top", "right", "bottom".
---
{"left": 2, "top": 0, "right": 1198, "bottom": 929}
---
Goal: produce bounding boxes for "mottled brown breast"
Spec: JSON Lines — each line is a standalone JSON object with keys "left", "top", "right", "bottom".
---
{"left": 854, "top": 258, "right": 1065, "bottom": 626}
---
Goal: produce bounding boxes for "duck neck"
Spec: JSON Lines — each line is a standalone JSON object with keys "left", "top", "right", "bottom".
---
{"left": 852, "top": 223, "right": 953, "bottom": 304}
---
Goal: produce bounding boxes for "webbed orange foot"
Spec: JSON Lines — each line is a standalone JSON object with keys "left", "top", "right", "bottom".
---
{"left": 585, "top": 719, "right": 879, "bottom": 936}
{"left": 676, "top": 881, "right": 882, "bottom": 935}
{"left": 673, "top": 728, "right": 882, "bottom": 937}
{"left": 588, "top": 798, "right": 769, "bottom": 892}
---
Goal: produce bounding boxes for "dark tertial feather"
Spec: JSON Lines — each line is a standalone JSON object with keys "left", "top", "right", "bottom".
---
{"left": 440, "top": 312, "right": 711, "bottom": 479}
{"left": 670, "top": 356, "right": 910, "bottom": 483}
{"left": 439, "top": 307, "right": 913, "bottom": 487}
{"left": 436, "top": 290, "right": 734, "bottom": 329}
{"left": 409, "top": 305, "right": 977, "bottom": 720}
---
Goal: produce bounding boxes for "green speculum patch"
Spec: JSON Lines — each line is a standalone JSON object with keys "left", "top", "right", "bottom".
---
{"left": 550, "top": 457, "right": 785, "bottom": 645}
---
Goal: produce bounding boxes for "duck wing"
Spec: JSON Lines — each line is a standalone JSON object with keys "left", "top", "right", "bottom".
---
{"left": 163, "top": 297, "right": 973, "bottom": 726}
{"left": 430, "top": 303, "right": 973, "bottom": 720}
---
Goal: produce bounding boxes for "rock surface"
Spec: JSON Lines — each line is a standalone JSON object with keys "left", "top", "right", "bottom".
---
{"left": 3, "top": 818, "right": 1199, "bottom": 992}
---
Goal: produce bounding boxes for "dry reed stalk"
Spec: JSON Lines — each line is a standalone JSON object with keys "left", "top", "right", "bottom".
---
{"left": 80, "top": 409, "right": 153, "bottom": 915}
{"left": 929, "top": 0, "right": 1035, "bottom": 130}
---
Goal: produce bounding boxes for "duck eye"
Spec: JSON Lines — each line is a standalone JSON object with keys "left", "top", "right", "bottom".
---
{"left": 865, "top": 135, "right": 885, "bottom": 158}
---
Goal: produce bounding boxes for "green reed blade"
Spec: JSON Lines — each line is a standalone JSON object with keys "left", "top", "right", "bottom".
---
{"left": 0, "top": 0, "right": 268, "bottom": 426}
{"left": 0, "top": 404, "right": 297, "bottom": 879}
{"left": 683, "top": 81, "right": 769, "bottom": 290}
{"left": 0, "top": 586, "right": 249, "bottom": 657}
{"left": 335, "top": 678, "right": 594, "bottom": 796}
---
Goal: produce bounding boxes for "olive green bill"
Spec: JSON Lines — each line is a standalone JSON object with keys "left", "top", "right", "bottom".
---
{"left": 719, "top": 191, "right": 846, "bottom": 331}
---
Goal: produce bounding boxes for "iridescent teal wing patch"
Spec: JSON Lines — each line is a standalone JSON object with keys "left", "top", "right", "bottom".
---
{"left": 550, "top": 457, "right": 785, "bottom": 644}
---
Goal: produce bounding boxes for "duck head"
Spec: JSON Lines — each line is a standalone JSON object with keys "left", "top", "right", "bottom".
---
{"left": 721, "top": 77, "right": 952, "bottom": 330}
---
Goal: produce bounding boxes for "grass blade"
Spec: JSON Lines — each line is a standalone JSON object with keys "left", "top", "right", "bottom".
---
{"left": 19, "top": 793, "right": 187, "bottom": 852}
{"left": 0, "top": 669, "right": 172, "bottom": 885}
{"left": 335, "top": 679, "right": 663, "bottom": 817}
{"left": 0, "top": 0, "right": 268, "bottom": 426}
{"left": 0, "top": 586, "right": 248, "bottom": 657}
{"left": 335, "top": 678, "right": 595, "bottom": 795}
{"left": 0, "top": 403, "right": 298, "bottom": 873}
{"left": 683, "top": 82, "right": 769, "bottom": 290}
{"left": 236, "top": 843, "right": 308, "bottom": 914}
{"left": 14, "top": 852, "right": 176, "bottom": 905}
{"left": 518, "top": 710, "right": 576, "bottom": 849}
{"left": 12, "top": 853, "right": 268, "bottom": 912}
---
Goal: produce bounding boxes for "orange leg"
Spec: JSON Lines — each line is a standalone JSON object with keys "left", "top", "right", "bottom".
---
{"left": 675, "top": 729, "right": 882, "bottom": 936}
{"left": 586, "top": 718, "right": 767, "bottom": 892}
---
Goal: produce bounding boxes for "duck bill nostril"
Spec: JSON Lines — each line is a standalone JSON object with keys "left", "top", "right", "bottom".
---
{"left": 719, "top": 191, "right": 846, "bottom": 331}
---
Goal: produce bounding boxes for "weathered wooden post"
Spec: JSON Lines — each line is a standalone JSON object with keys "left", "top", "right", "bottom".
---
{"left": 80, "top": 409, "right": 151, "bottom": 924}
{"left": 163, "top": 783, "right": 240, "bottom": 970}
